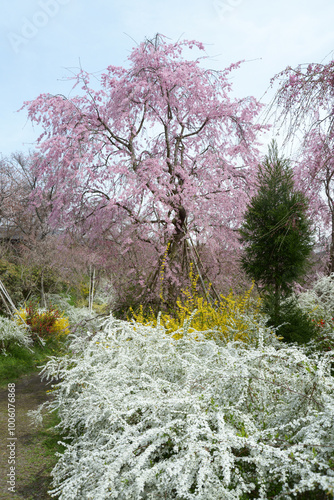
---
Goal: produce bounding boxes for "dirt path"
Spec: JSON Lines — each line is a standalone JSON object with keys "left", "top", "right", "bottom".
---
{"left": 0, "top": 373, "right": 60, "bottom": 500}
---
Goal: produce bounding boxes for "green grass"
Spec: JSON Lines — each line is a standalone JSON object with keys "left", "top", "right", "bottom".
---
{"left": 0, "top": 338, "right": 69, "bottom": 498}
{"left": 0, "top": 341, "right": 67, "bottom": 389}
{"left": 36, "top": 409, "right": 67, "bottom": 457}
{"left": 5, "top": 394, "right": 68, "bottom": 500}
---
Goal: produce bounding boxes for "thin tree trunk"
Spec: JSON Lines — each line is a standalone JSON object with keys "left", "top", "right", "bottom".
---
{"left": 91, "top": 267, "right": 95, "bottom": 313}
{"left": 88, "top": 265, "right": 95, "bottom": 314}
{"left": 330, "top": 211, "right": 334, "bottom": 274}
{"left": 40, "top": 270, "right": 46, "bottom": 309}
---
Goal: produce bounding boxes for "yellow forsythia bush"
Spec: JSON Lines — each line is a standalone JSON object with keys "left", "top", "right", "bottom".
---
{"left": 130, "top": 266, "right": 262, "bottom": 343}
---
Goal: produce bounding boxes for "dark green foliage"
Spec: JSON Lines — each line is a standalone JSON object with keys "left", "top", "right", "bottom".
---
{"left": 240, "top": 141, "right": 314, "bottom": 297}
{"left": 263, "top": 295, "right": 317, "bottom": 344}
{"left": 239, "top": 141, "right": 314, "bottom": 341}
{"left": 0, "top": 257, "right": 24, "bottom": 312}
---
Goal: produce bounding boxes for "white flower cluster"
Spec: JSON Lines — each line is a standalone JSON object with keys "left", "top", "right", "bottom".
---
{"left": 0, "top": 316, "right": 32, "bottom": 354}
{"left": 297, "top": 273, "right": 334, "bottom": 323}
{"left": 45, "top": 293, "right": 99, "bottom": 332}
{"left": 64, "top": 305, "right": 97, "bottom": 328}
{"left": 37, "top": 316, "right": 334, "bottom": 499}
{"left": 297, "top": 273, "right": 334, "bottom": 350}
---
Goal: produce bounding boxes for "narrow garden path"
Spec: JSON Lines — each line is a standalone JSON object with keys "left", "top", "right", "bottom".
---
{"left": 0, "top": 373, "right": 60, "bottom": 500}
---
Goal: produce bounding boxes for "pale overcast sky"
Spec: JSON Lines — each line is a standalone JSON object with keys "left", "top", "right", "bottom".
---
{"left": 1, "top": 0, "right": 334, "bottom": 156}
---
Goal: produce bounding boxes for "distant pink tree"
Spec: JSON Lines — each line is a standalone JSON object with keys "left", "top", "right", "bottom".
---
{"left": 0, "top": 152, "right": 53, "bottom": 241}
{"left": 22, "top": 34, "right": 266, "bottom": 310}
{"left": 271, "top": 60, "right": 334, "bottom": 272}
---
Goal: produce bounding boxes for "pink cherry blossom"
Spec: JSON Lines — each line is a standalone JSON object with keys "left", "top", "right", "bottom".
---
{"left": 21, "top": 35, "right": 267, "bottom": 308}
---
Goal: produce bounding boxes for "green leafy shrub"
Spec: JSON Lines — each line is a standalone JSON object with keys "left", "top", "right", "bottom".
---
{"left": 0, "top": 258, "right": 25, "bottom": 313}
{"left": 263, "top": 295, "right": 317, "bottom": 344}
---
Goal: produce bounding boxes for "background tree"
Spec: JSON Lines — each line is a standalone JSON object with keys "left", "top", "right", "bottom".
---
{"left": 21, "top": 34, "right": 267, "bottom": 313}
{"left": 239, "top": 141, "right": 315, "bottom": 342}
{"left": 270, "top": 59, "right": 334, "bottom": 272}
{"left": 0, "top": 152, "right": 54, "bottom": 242}
{"left": 0, "top": 153, "right": 93, "bottom": 310}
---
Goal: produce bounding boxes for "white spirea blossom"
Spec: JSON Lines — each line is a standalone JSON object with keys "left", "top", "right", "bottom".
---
{"left": 45, "top": 294, "right": 96, "bottom": 326}
{"left": 36, "top": 316, "right": 334, "bottom": 499}
{"left": 0, "top": 316, "right": 32, "bottom": 353}
{"left": 297, "top": 273, "right": 334, "bottom": 351}
{"left": 298, "top": 273, "right": 334, "bottom": 322}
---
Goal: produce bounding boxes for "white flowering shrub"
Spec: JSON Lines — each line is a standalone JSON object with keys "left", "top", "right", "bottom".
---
{"left": 92, "top": 279, "right": 115, "bottom": 306}
{"left": 297, "top": 273, "right": 334, "bottom": 322}
{"left": 45, "top": 293, "right": 100, "bottom": 333}
{"left": 0, "top": 316, "right": 32, "bottom": 353}
{"left": 297, "top": 274, "right": 334, "bottom": 351}
{"left": 64, "top": 305, "right": 96, "bottom": 327}
{"left": 44, "top": 294, "right": 74, "bottom": 312}
{"left": 35, "top": 316, "right": 334, "bottom": 499}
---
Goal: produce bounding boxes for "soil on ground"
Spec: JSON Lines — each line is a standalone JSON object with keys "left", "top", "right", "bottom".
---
{"left": 0, "top": 373, "right": 60, "bottom": 500}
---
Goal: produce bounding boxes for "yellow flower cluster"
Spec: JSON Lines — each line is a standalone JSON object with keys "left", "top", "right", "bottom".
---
{"left": 130, "top": 265, "right": 261, "bottom": 343}
{"left": 15, "top": 306, "right": 70, "bottom": 341}
{"left": 52, "top": 316, "right": 70, "bottom": 340}
{"left": 15, "top": 307, "right": 28, "bottom": 325}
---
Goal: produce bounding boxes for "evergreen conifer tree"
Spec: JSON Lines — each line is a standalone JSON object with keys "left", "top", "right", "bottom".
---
{"left": 239, "top": 141, "right": 315, "bottom": 342}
